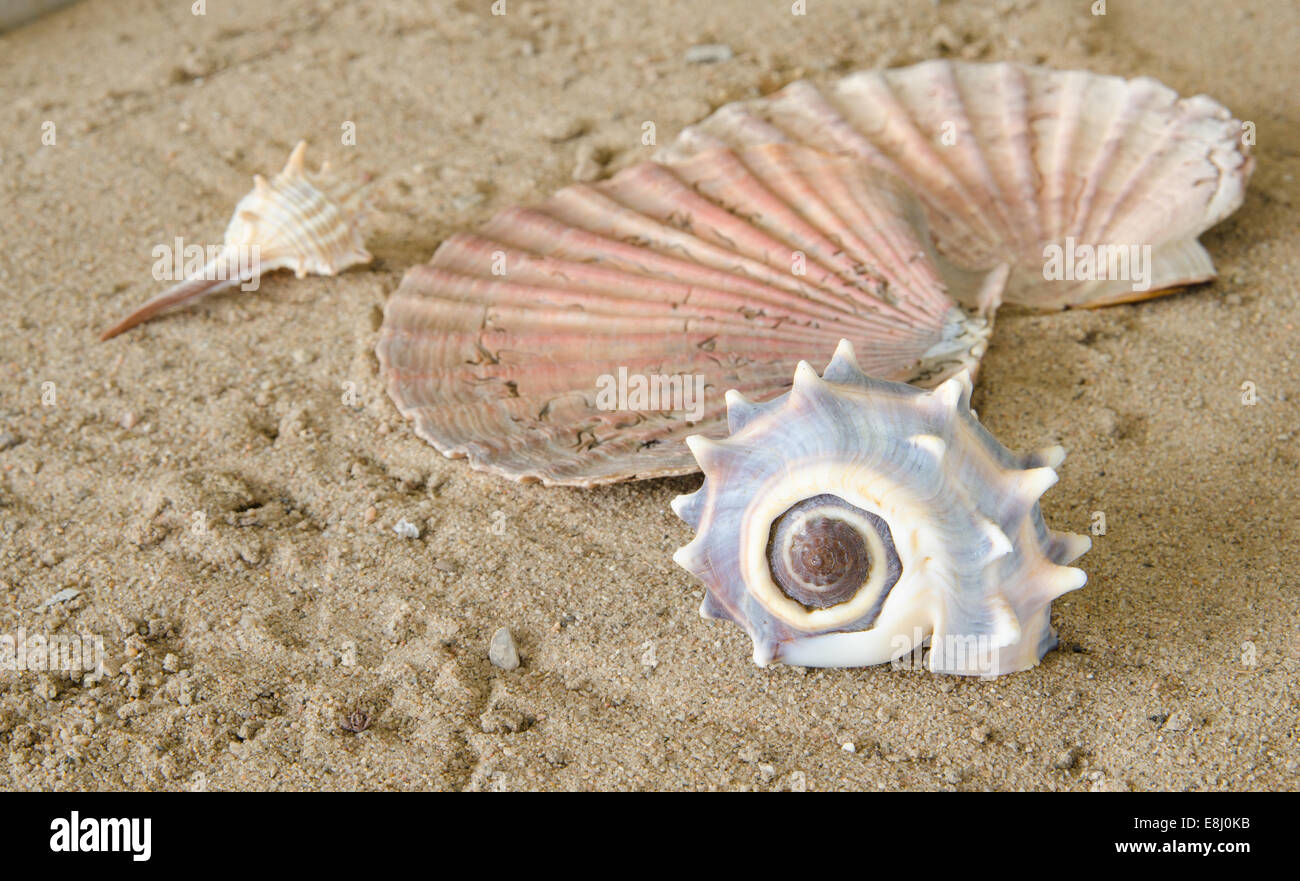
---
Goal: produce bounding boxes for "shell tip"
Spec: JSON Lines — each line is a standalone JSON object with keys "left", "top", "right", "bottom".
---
{"left": 980, "top": 518, "right": 1014, "bottom": 562}
{"left": 830, "top": 338, "right": 859, "bottom": 369}
{"left": 793, "top": 359, "right": 821, "bottom": 388}
{"left": 1033, "top": 444, "right": 1067, "bottom": 469}
{"left": 284, "top": 141, "right": 308, "bottom": 177}
{"left": 1018, "top": 465, "right": 1060, "bottom": 501}
{"left": 931, "top": 369, "right": 973, "bottom": 414}
{"left": 684, "top": 434, "right": 730, "bottom": 471}
{"left": 670, "top": 490, "right": 704, "bottom": 528}
{"left": 1047, "top": 566, "right": 1088, "bottom": 600}
{"left": 1050, "top": 531, "right": 1092, "bottom": 565}
{"left": 699, "top": 591, "right": 730, "bottom": 621}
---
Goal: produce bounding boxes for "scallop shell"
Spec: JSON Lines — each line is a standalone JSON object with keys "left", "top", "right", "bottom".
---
{"left": 671, "top": 340, "right": 1090, "bottom": 675}
{"left": 658, "top": 60, "right": 1253, "bottom": 309}
{"left": 377, "top": 144, "right": 1004, "bottom": 487}
{"left": 100, "top": 142, "right": 371, "bottom": 340}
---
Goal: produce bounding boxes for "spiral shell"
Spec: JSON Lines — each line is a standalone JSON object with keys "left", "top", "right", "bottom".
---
{"left": 671, "top": 340, "right": 1090, "bottom": 675}
{"left": 101, "top": 142, "right": 371, "bottom": 340}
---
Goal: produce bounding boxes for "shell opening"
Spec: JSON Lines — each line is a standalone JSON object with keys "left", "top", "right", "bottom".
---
{"left": 765, "top": 493, "right": 901, "bottom": 616}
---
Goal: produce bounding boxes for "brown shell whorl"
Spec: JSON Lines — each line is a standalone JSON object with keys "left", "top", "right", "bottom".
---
{"left": 766, "top": 493, "right": 901, "bottom": 613}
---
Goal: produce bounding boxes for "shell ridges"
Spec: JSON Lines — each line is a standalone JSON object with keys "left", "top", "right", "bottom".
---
{"left": 673, "top": 348, "right": 1090, "bottom": 676}
{"left": 377, "top": 143, "right": 1003, "bottom": 486}
{"left": 658, "top": 60, "right": 1252, "bottom": 310}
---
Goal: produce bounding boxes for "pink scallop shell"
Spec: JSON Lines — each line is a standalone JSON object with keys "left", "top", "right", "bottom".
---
{"left": 377, "top": 144, "right": 1000, "bottom": 486}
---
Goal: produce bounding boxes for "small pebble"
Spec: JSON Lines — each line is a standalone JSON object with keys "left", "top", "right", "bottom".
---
{"left": 572, "top": 142, "right": 605, "bottom": 182}
{"left": 685, "top": 43, "right": 733, "bottom": 64}
{"left": 119, "top": 411, "right": 137, "bottom": 429}
{"left": 0, "top": 431, "right": 19, "bottom": 451}
{"left": 841, "top": 741, "right": 856, "bottom": 753}
{"left": 363, "top": 506, "right": 377, "bottom": 524}
{"left": 35, "top": 588, "right": 80, "bottom": 611}
{"left": 162, "top": 653, "right": 180, "bottom": 673}
{"left": 393, "top": 518, "right": 420, "bottom": 539}
{"left": 489, "top": 627, "right": 520, "bottom": 670}
{"left": 1053, "top": 748, "right": 1078, "bottom": 770}
{"left": 930, "top": 24, "right": 963, "bottom": 52}
{"left": 758, "top": 763, "right": 776, "bottom": 782}
{"left": 542, "top": 117, "right": 587, "bottom": 142}
{"left": 970, "top": 724, "right": 990, "bottom": 743}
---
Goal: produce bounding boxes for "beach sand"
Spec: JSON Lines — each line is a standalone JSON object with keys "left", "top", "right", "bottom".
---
{"left": 0, "top": 0, "right": 1296, "bottom": 790}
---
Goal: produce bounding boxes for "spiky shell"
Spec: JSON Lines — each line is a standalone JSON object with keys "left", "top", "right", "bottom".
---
{"left": 658, "top": 60, "right": 1253, "bottom": 309}
{"left": 377, "top": 144, "right": 1000, "bottom": 487}
{"left": 225, "top": 141, "right": 372, "bottom": 279}
{"left": 100, "top": 142, "right": 371, "bottom": 340}
{"left": 672, "top": 340, "right": 1089, "bottom": 675}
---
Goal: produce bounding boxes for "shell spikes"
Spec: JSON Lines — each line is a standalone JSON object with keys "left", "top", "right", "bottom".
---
{"left": 100, "top": 142, "right": 371, "bottom": 341}
{"left": 672, "top": 340, "right": 1089, "bottom": 676}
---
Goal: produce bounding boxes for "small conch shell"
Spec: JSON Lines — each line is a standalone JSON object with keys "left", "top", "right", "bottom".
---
{"left": 672, "top": 340, "right": 1090, "bottom": 676}
{"left": 100, "top": 142, "right": 371, "bottom": 340}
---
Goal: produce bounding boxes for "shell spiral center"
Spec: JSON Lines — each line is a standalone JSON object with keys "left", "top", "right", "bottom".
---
{"left": 767, "top": 494, "right": 900, "bottom": 612}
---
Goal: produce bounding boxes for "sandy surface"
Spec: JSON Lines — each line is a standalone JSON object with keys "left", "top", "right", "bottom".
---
{"left": 0, "top": 0, "right": 1296, "bottom": 791}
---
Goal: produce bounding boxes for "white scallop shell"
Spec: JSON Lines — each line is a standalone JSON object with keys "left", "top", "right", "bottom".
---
{"left": 377, "top": 145, "right": 1002, "bottom": 487}
{"left": 101, "top": 142, "right": 371, "bottom": 340}
{"left": 672, "top": 339, "right": 1090, "bottom": 675}
{"left": 658, "top": 60, "right": 1253, "bottom": 309}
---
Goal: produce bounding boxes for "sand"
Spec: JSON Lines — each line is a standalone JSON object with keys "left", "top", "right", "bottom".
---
{"left": 0, "top": 0, "right": 1296, "bottom": 791}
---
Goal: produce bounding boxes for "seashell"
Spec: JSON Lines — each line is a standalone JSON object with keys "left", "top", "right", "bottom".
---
{"left": 377, "top": 144, "right": 1005, "bottom": 487}
{"left": 658, "top": 60, "right": 1253, "bottom": 309}
{"left": 100, "top": 142, "right": 371, "bottom": 340}
{"left": 671, "top": 339, "right": 1090, "bottom": 675}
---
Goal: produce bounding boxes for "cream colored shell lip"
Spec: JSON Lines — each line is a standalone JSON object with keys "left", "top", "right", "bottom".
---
{"left": 736, "top": 461, "right": 911, "bottom": 634}
{"left": 672, "top": 339, "right": 1091, "bottom": 676}
{"left": 100, "top": 142, "right": 371, "bottom": 341}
